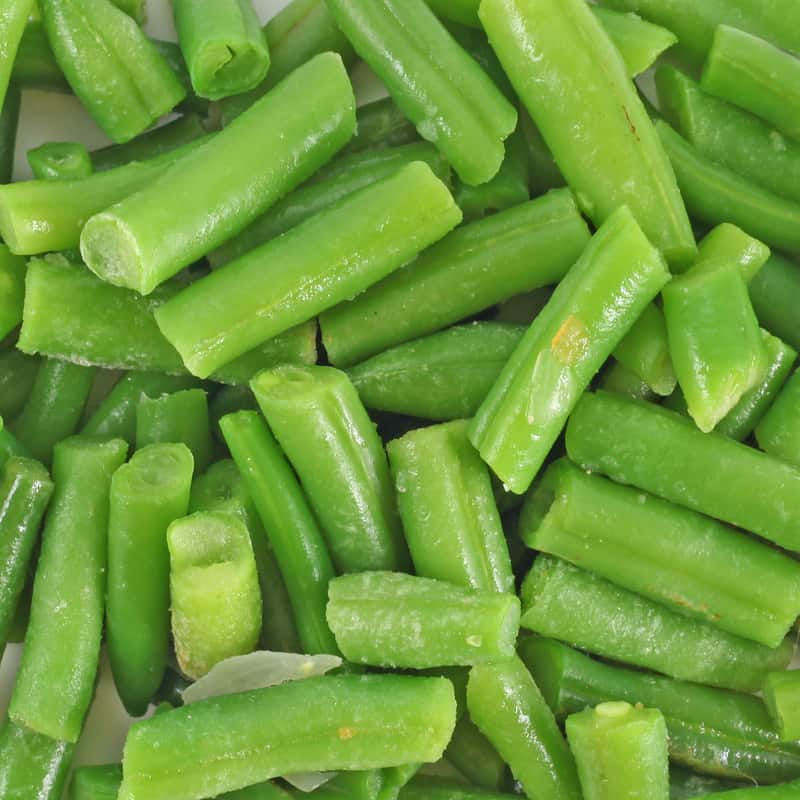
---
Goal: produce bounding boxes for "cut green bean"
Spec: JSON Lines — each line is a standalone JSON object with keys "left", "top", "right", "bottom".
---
{"left": 69, "top": 764, "right": 123, "bottom": 800}
{"left": 11, "top": 20, "right": 70, "bottom": 92}
{"left": 445, "top": 715, "right": 508, "bottom": 791}
{"left": 469, "top": 205, "right": 669, "bottom": 494}
{"left": 467, "top": 655, "right": 581, "bottom": 800}
{"left": 252, "top": 365, "right": 407, "bottom": 573}
{"left": 11, "top": 357, "right": 96, "bottom": 465}
{"left": 321, "top": 189, "right": 589, "bottom": 367}
{"left": 0, "top": 244, "right": 26, "bottom": 341}
{"left": 750, "top": 254, "right": 800, "bottom": 352}
{"left": 521, "top": 458, "right": 800, "bottom": 647}
{"left": 520, "top": 556, "right": 793, "bottom": 691}
{"left": 0, "top": 83, "right": 20, "bottom": 184}
{"left": 0, "top": 720, "right": 73, "bottom": 800}
{"left": 566, "top": 702, "right": 669, "bottom": 800}
{"left": 107, "top": 443, "right": 194, "bottom": 716}
{"left": 81, "top": 52, "right": 355, "bottom": 295}
{"left": 0, "top": 0, "right": 34, "bottom": 112}
{"left": 764, "top": 672, "right": 800, "bottom": 743}
{"left": 9, "top": 436, "right": 128, "bottom": 741}
{"left": 119, "top": 674, "right": 456, "bottom": 800}
{"left": 480, "top": 0, "right": 695, "bottom": 268}
{"left": 695, "top": 222, "right": 771, "bottom": 284}
{"left": 600, "top": 362, "right": 656, "bottom": 403}
{"left": 701, "top": 26, "right": 800, "bottom": 142}
{"left": 27, "top": 142, "right": 92, "bottom": 181}
{"left": 326, "top": 0, "right": 516, "bottom": 185}
{"left": 0, "top": 349, "right": 40, "bottom": 420}
{"left": 387, "top": 420, "right": 513, "bottom": 593}
{"left": 173, "top": 0, "right": 269, "bottom": 101}
{"left": 566, "top": 390, "right": 800, "bottom": 553}
{"left": 756, "top": 367, "right": 800, "bottom": 467}
{"left": 327, "top": 571, "right": 519, "bottom": 668}
{"left": 209, "top": 141, "right": 451, "bottom": 268}
{"left": 399, "top": 777, "right": 517, "bottom": 800}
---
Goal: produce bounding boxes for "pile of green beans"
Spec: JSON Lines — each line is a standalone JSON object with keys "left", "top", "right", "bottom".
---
{"left": 3, "top": 0, "right": 800, "bottom": 798}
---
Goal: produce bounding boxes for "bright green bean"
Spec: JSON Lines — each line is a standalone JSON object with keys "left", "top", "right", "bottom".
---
{"left": 0, "top": 244, "right": 26, "bottom": 341}
{"left": 695, "top": 222, "right": 771, "bottom": 284}
{"left": 764, "top": 672, "right": 800, "bottom": 743}
{"left": 0, "top": 84, "right": 20, "bottom": 183}
{"left": 27, "top": 141, "right": 92, "bottom": 181}
{"left": 0, "top": 720, "right": 73, "bottom": 800}
{"left": 756, "top": 367, "right": 800, "bottom": 467}
{"left": 69, "top": 764, "right": 123, "bottom": 800}
{"left": 750, "top": 255, "right": 800, "bottom": 352}
{"left": 0, "top": 348, "right": 40, "bottom": 419}
{"left": 11, "top": 20, "right": 70, "bottom": 92}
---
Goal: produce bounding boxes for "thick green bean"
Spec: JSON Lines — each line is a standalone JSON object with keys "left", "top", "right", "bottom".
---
{"left": 566, "top": 390, "right": 800, "bottom": 553}
{"left": 119, "top": 674, "right": 457, "bottom": 800}
{"left": 107, "top": 444, "right": 194, "bottom": 716}
{"left": 252, "top": 365, "right": 407, "bottom": 573}
{"left": 9, "top": 436, "right": 128, "bottom": 741}
{"left": 69, "top": 764, "right": 122, "bottom": 800}
{"left": 755, "top": 368, "right": 800, "bottom": 467}
{"left": 0, "top": 244, "right": 26, "bottom": 340}
{"left": 321, "top": 189, "right": 589, "bottom": 367}
{"left": 695, "top": 222, "right": 771, "bottom": 285}
{"left": 0, "top": 720, "right": 73, "bottom": 800}
{"left": 27, "top": 141, "right": 92, "bottom": 181}
{"left": 0, "top": 348, "right": 40, "bottom": 419}
{"left": 387, "top": 420, "right": 513, "bottom": 593}
{"left": 0, "top": 83, "right": 20, "bottom": 183}
{"left": 520, "top": 556, "right": 793, "bottom": 691}
{"left": 480, "top": 0, "right": 695, "bottom": 268}
{"left": 750, "top": 255, "right": 800, "bottom": 352}
{"left": 469, "top": 205, "right": 669, "bottom": 494}
{"left": 0, "top": 0, "right": 34, "bottom": 111}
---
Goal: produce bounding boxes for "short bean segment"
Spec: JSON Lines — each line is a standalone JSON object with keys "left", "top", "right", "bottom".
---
{"left": 27, "top": 141, "right": 92, "bottom": 181}
{"left": 755, "top": 367, "right": 800, "bottom": 467}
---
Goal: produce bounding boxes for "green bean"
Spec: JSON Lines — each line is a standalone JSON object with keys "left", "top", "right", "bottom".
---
{"left": 467, "top": 655, "right": 581, "bottom": 800}
{"left": 443, "top": 19, "right": 514, "bottom": 101}
{"left": 0, "top": 83, "right": 19, "bottom": 183}
{"left": 399, "top": 777, "right": 517, "bottom": 800}
{"left": 339, "top": 98, "right": 419, "bottom": 157}
{"left": 0, "top": 720, "right": 74, "bottom": 800}
{"left": 756, "top": 367, "right": 800, "bottom": 467}
{"left": 107, "top": 444, "right": 194, "bottom": 716}
{"left": 701, "top": 26, "right": 800, "bottom": 142}
{"left": 444, "top": 715, "right": 508, "bottom": 791}
{"left": 566, "top": 702, "right": 669, "bottom": 800}
{"left": 763, "top": 672, "right": 800, "bottom": 744}
{"left": 27, "top": 141, "right": 92, "bottom": 181}
{"left": 68, "top": 764, "right": 123, "bottom": 800}
{"left": 11, "top": 357, "right": 96, "bottom": 465}
{"left": 520, "top": 556, "right": 793, "bottom": 691}
{"left": 600, "top": 362, "right": 656, "bottom": 402}
{"left": 695, "top": 222, "right": 771, "bottom": 284}
{"left": 566, "top": 390, "right": 800, "bottom": 553}
{"left": 11, "top": 21, "right": 70, "bottom": 92}
{"left": 470, "top": 205, "right": 669, "bottom": 494}
{"left": 423, "top": 0, "right": 480, "bottom": 27}
{"left": 119, "top": 674, "right": 457, "bottom": 800}
{"left": 39, "top": 0, "right": 185, "bottom": 143}
{"left": 209, "top": 141, "right": 451, "bottom": 268}
{"left": 387, "top": 420, "right": 513, "bottom": 593}
{"left": 208, "top": 385, "right": 258, "bottom": 438}
{"left": 0, "top": 415, "right": 30, "bottom": 468}
{"left": 327, "top": 571, "right": 519, "bottom": 668}
{"left": 219, "top": 411, "right": 339, "bottom": 655}
{"left": 320, "top": 189, "right": 589, "bottom": 367}
{"left": 0, "top": 0, "right": 34, "bottom": 111}
{"left": 9, "top": 436, "right": 128, "bottom": 741}
{"left": 480, "top": 0, "right": 695, "bottom": 269}
{"left": 317, "top": 765, "right": 420, "bottom": 800}
{"left": 0, "top": 244, "right": 26, "bottom": 341}
{"left": 252, "top": 365, "right": 407, "bottom": 573}
{"left": 0, "top": 348, "right": 40, "bottom": 419}
{"left": 750, "top": 255, "right": 800, "bottom": 352}
{"left": 81, "top": 53, "right": 355, "bottom": 295}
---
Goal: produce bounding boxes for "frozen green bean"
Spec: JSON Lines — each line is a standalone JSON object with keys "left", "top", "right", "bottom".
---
{"left": 0, "top": 244, "right": 26, "bottom": 341}
{"left": 695, "top": 222, "right": 771, "bottom": 284}
{"left": 0, "top": 720, "right": 73, "bottom": 800}
{"left": 27, "top": 141, "right": 92, "bottom": 181}
{"left": 756, "top": 367, "right": 800, "bottom": 467}
{"left": 750, "top": 255, "right": 800, "bottom": 352}
{"left": 0, "top": 348, "right": 40, "bottom": 419}
{"left": 69, "top": 764, "right": 122, "bottom": 800}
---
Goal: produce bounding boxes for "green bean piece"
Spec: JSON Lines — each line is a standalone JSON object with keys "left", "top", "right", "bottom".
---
{"left": 756, "top": 368, "right": 800, "bottom": 467}
{"left": 209, "top": 141, "right": 451, "bottom": 268}
{"left": 701, "top": 26, "right": 800, "bottom": 142}
{"left": 716, "top": 331, "right": 797, "bottom": 442}
{"left": 19, "top": 255, "right": 316, "bottom": 382}
{"left": 208, "top": 385, "right": 258, "bottom": 439}
{"left": 521, "top": 556, "right": 793, "bottom": 692}
{"left": 341, "top": 97, "right": 420, "bottom": 156}
{"left": 107, "top": 444, "right": 194, "bottom": 716}
{"left": 480, "top": 0, "right": 695, "bottom": 269}
{"left": 326, "top": 0, "right": 516, "bottom": 185}
{"left": 320, "top": 189, "right": 589, "bottom": 367}
{"left": 470, "top": 205, "right": 669, "bottom": 494}
{"left": 218, "top": 0, "right": 357, "bottom": 126}
{"left": 11, "top": 21, "right": 70, "bottom": 92}
{"left": 219, "top": 411, "right": 339, "bottom": 655}
{"left": 521, "top": 637, "right": 800, "bottom": 784}
{"left": 443, "top": 20, "right": 514, "bottom": 102}
{"left": 81, "top": 53, "right": 355, "bottom": 295}
{"left": 445, "top": 715, "right": 508, "bottom": 791}
{"left": 69, "top": 764, "right": 123, "bottom": 800}
{"left": 600, "top": 362, "right": 656, "bottom": 402}
{"left": 566, "top": 702, "right": 669, "bottom": 800}
{"left": 0, "top": 348, "right": 40, "bottom": 419}
{"left": 764, "top": 672, "right": 800, "bottom": 743}
{"left": 566, "top": 390, "right": 800, "bottom": 553}
{"left": 27, "top": 141, "right": 92, "bottom": 181}
{"left": 0, "top": 457, "right": 52, "bottom": 654}
{"left": 189, "top": 458, "right": 302, "bottom": 654}
{"left": 695, "top": 223, "right": 771, "bottom": 284}
{"left": 656, "top": 121, "right": 800, "bottom": 257}
{"left": 518, "top": 108, "right": 565, "bottom": 197}
{"left": 39, "top": 0, "right": 185, "bottom": 143}
{"left": 612, "top": 303, "right": 675, "bottom": 397}
{"left": 750, "top": 254, "right": 800, "bottom": 352}
{"left": 157, "top": 163, "right": 459, "bottom": 379}
{"left": 467, "top": 655, "right": 581, "bottom": 800}
{"left": 347, "top": 322, "right": 524, "bottom": 421}
{"left": 422, "top": 0, "right": 479, "bottom": 26}
{"left": 0, "top": 0, "right": 34, "bottom": 111}
{"left": 91, "top": 114, "right": 207, "bottom": 172}
{"left": 387, "top": 420, "right": 513, "bottom": 593}
{"left": 0, "top": 720, "right": 73, "bottom": 800}
{"left": 0, "top": 83, "right": 20, "bottom": 183}
{"left": 252, "top": 365, "right": 407, "bottom": 573}
{"left": 168, "top": 510, "right": 262, "bottom": 679}
{"left": 119, "top": 674, "right": 456, "bottom": 800}
{"left": 11, "top": 357, "right": 96, "bottom": 465}
{"left": 9, "top": 436, "right": 128, "bottom": 741}
{"left": 656, "top": 66, "right": 800, "bottom": 207}
{"left": 0, "top": 245, "right": 26, "bottom": 341}
{"left": 522, "top": 459, "right": 800, "bottom": 647}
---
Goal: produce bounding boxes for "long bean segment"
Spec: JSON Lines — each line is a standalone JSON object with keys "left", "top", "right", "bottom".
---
{"left": 9, "top": 436, "right": 128, "bottom": 742}
{"left": 750, "top": 255, "right": 800, "bottom": 352}
{"left": 480, "top": 0, "right": 694, "bottom": 268}
{"left": 81, "top": 52, "right": 355, "bottom": 295}
{"left": 0, "top": 244, "right": 26, "bottom": 341}
{"left": 756, "top": 368, "right": 800, "bottom": 468}
{"left": 612, "top": 304, "right": 675, "bottom": 397}
{"left": 387, "top": 420, "right": 513, "bottom": 593}
{"left": 0, "top": 720, "right": 73, "bottom": 800}
{"left": 469, "top": 205, "right": 669, "bottom": 494}
{"left": 107, "top": 444, "right": 194, "bottom": 716}
{"left": 520, "top": 556, "right": 793, "bottom": 691}
{"left": 119, "top": 674, "right": 457, "bottom": 800}
{"left": 252, "top": 365, "right": 406, "bottom": 573}
{"left": 321, "top": 189, "right": 589, "bottom": 367}
{"left": 566, "top": 390, "right": 800, "bottom": 552}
